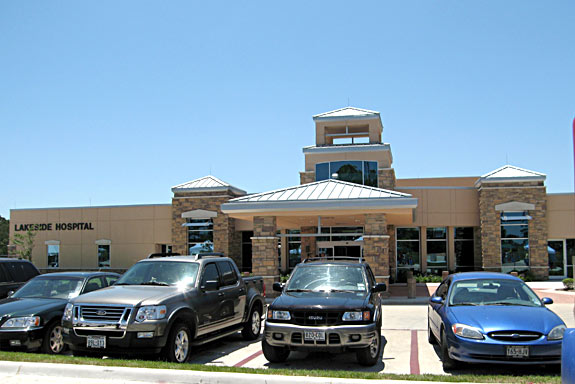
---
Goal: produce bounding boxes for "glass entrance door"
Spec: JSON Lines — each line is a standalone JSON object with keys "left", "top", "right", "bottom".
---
{"left": 317, "top": 241, "right": 363, "bottom": 259}
{"left": 548, "top": 240, "right": 566, "bottom": 278}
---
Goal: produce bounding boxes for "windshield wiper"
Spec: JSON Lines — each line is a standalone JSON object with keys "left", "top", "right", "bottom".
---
{"left": 489, "top": 302, "right": 530, "bottom": 306}
{"left": 113, "top": 283, "right": 132, "bottom": 286}
{"left": 141, "top": 281, "right": 170, "bottom": 286}
{"left": 286, "top": 289, "right": 313, "bottom": 292}
{"left": 328, "top": 289, "right": 358, "bottom": 293}
{"left": 451, "top": 303, "right": 479, "bottom": 306}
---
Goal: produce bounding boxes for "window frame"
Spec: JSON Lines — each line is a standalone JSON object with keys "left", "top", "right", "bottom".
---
{"left": 315, "top": 161, "right": 378, "bottom": 187}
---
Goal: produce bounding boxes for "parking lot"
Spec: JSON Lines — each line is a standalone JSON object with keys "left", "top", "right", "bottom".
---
{"left": 181, "top": 299, "right": 574, "bottom": 376}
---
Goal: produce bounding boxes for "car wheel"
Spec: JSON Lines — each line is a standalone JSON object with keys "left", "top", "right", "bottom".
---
{"left": 41, "top": 322, "right": 65, "bottom": 354}
{"left": 242, "top": 306, "right": 262, "bottom": 340}
{"left": 441, "top": 329, "right": 458, "bottom": 370}
{"left": 262, "top": 338, "right": 290, "bottom": 363}
{"left": 163, "top": 322, "right": 192, "bottom": 363}
{"left": 428, "top": 320, "right": 437, "bottom": 344}
{"left": 356, "top": 328, "right": 382, "bottom": 366}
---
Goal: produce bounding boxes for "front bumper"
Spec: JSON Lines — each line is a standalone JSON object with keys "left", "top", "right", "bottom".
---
{"left": 264, "top": 321, "right": 378, "bottom": 352}
{"left": 0, "top": 327, "right": 44, "bottom": 351}
{"left": 447, "top": 333, "right": 562, "bottom": 365}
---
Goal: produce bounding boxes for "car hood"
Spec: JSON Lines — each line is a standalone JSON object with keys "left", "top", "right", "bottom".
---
{"left": 449, "top": 305, "right": 564, "bottom": 334}
{"left": 70, "top": 286, "right": 183, "bottom": 306}
{"left": 272, "top": 291, "right": 369, "bottom": 311}
{"left": 0, "top": 297, "right": 66, "bottom": 318}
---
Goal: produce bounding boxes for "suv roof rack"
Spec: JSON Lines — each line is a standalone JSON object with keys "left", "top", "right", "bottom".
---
{"left": 147, "top": 252, "right": 182, "bottom": 259}
{"left": 193, "top": 252, "right": 225, "bottom": 260}
{"left": 303, "top": 256, "right": 364, "bottom": 263}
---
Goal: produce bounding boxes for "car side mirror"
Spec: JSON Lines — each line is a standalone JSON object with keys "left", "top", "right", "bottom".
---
{"left": 542, "top": 297, "right": 553, "bottom": 305}
{"left": 372, "top": 283, "right": 387, "bottom": 293}
{"left": 7, "top": 290, "right": 14, "bottom": 298}
{"left": 430, "top": 296, "right": 444, "bottom": 305}
{"left": 273, "top": 282, "right": 284, "bottom": 292}
{"left": 202, "top": 280, "right": 219, "bottom": 291}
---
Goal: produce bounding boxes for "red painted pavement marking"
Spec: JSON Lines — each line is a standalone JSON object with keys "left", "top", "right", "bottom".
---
{"left": 234, "top": 350, "right": 263, "bottom": 367}
{"left": 410, "top": 330, "right": 420, "bottom": 375}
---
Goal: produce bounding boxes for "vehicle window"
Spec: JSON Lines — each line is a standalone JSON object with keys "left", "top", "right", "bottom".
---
{"left": 0, "top": 265, "right": 8, "bottom": 282}
{"left": 201, "top": 263, "right": 220, "bottom": 286}
{"left": 218, "top": 262, "right": 238, "bottom": 286}
{"left": 13, "top": 277, "right": 83, "bottom": 299}
{"left": 448, "top": 279, "right": 542, "bottom": 307}
{"left": 21, "top": 263, "right": 39, "bottom": 280}
{"left": 104, "top": 275, "right": 118, "bottom": 286}
{"left": 286, "top": 265, "right": 367, "bottom": 292}
{"left": 4, "top": 262, "right": 30, "bottom": 282}
{"left": 83, "top": 277, "right": 104, "bottom": 293}
{"left": 435, "top": 281, "right": 448, "bottom": 299}
{"left": 365, "top": 266, "right": 376, "bottom": 287}
{"left": 115, "top": 261, "right": 199, "bottom": 286}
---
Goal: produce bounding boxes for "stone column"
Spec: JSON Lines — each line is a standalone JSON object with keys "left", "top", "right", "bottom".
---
{"left": 300, "top": 226, "right": 317, "bottom": 260}
{"left": 363, "top": 214, "right": 390, "bottom": 288}
{"left": 252, "top": 216, "right": 279, "bottom": 296}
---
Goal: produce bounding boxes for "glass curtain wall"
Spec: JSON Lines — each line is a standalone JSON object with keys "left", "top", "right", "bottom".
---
{"left": 241, "top": 231, "right": 253, "bottom": 273}
{"left": 501, "top": 212, "right": 529, "bottom": 273}
{"left": 315, "top": 161, "right": 378, "bottom": 187}
{"left": 187, "top": 218, "right": 214, "bottom": 254}
{"left": 455, "top": 227, "right": 475, "bottom": 272}
{"left": 396, "top": 228, "right": 420, "bottom": 282}
{"left": 287, "top": 230, "right": 301, "bottom": 270}
{"left": 426, "top": 227, "right": 447, "bottom": 275}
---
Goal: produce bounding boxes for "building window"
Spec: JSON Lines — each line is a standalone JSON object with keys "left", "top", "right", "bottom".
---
{"left": 454, "top": 227, "right": 475, "bottom": 272}
{"left": 161, "top": 244, "right": 173, "bottom": 254}
{"left": 501, "top": 211, "right": 530, "bottom": 273}
{"left": 47, "top": 245, "right": 59, "bottom": 268}
{"left": 186, "top": 218, "right": 214, "bottom": 254}
{"left": 396, "top": 227, "right": 420, "bottom": 281}
{"left": 241, "top": 231, "right": 253, "bottom": 273}
{"left": 315, "top": 161, "right": 378, "bottom": 187}
{"left": 317, "top": 226, "right": 364, "bottom": 242}
{"left": 426, "top": 227, "right": 447, "bottom": 275}
{"left": 287, "top": 230, "right": 301, "bottom": 270}
{"left": 98, "top": 244, "right": 110, "bottom": 268}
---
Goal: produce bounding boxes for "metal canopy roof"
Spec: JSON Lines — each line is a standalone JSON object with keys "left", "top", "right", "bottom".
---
{"left": 221, "top": 179, "right": 417, "bottom": 214}
{"left": 475, "top": 165, "right": 546, "bottom": 187}
{"left": 313, "top": 107, "right": 380, "bottom": 122}
{"left": 172, "top": 175, "right": 246, "bottom": 195}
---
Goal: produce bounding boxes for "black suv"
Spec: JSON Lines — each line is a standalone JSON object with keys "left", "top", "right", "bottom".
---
{"left": 0, "top": 258, "right": 40, "bottom": 299}
{"left": 263, "top": 257, "right": 386, "bottom": 366}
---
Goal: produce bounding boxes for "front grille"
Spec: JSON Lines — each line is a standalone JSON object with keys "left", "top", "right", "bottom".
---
{"left": 292, "top": 311, "right": 341, "bottom": 326}
{"left": 291, "top": 333, "right": 302, "bottom": 344}
{"left": 329, "top": 334, "right": 341, "bottom": 344}
{"left": 80, "top": 306, "right": 128, "bottom": 322}
{"left": 488, "top": 331, "right": 542, "bottom": 342}
{"left": 75, "top": 329, "right": 125, "bottom": 338}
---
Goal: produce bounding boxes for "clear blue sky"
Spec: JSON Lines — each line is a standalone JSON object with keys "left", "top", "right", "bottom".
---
{"left": 1, "top": 1, "right": 574, "bottom": 219}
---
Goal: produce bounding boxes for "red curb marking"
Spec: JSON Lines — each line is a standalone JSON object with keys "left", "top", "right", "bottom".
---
{"left": 410, "top": 330, "right": 420, "bottom": 375}
{"left": 234, "top": 350, "right": 263, "bottom": 367}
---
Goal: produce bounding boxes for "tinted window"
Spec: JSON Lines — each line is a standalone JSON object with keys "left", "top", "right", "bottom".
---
{"left": 14, "top": 277, "right": 83, "bottom": 299}
{"left": 201, "top": 263, "right": 219, "bottom": 286}
{"left": 5, "top": 262, "right": 36, "bottom": 282}
{"left": 0, "top": 265, "right": 8, "bottom": 282}
{"left": 219, "top": 262, "right": 238, "bottom": 286}
{"left": 435, "top": 281, "right": 449, "bottom": 299}
{"left": 105, "top": 275, "right": 118, "bottom": 286}
{"left": 83, "top": 277, "right": 104, "bottom": 293}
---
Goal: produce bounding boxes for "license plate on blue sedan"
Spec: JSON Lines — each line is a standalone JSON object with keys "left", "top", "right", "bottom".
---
{"left": 506, "top": 345, "right": 529, "bottom": 358}
{"left": 304, "top": 330, "right": 325, "bottom": 341}
{"left": 86, "top": 335, "right": 106, "bottom": 349}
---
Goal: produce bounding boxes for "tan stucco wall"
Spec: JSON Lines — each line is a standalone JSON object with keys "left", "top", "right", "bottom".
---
{"left": 9, "top": 205, "right": 172, "bottom": 269}
{"left": 547, "top": 193, "right": 575, "bottom": 239}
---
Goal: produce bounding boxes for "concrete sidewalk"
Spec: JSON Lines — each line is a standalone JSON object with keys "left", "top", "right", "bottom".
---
{"left": 0, "top": 361, "right": 476, "bottom": 384}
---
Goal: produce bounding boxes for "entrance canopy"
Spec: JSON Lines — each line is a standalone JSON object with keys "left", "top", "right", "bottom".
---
{"left": 221, "top": 179, "right": 418, "bottom": 226}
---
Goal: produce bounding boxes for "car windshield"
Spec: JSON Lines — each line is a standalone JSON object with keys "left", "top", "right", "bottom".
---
{"left": 13, "top": 277, "right": 83, "bottom": 299}
{"left": 286, "top": 265, "right": 367, "bottom": 292}
{"left": 448, "top": 278, "right": 542, "bottom": 307}
{"left": 115, "top": 261, "right": 199, "bottom": 287}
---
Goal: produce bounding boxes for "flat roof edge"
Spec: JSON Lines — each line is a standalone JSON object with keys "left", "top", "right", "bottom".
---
{"left": 10, "top": 203, "right": 172, "bottom": 212}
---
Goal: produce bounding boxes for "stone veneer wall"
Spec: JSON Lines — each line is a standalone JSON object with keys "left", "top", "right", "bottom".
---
{"left": 363, "top": 214, "right": 390, "bottom": 288}
{"left": 378, "top": 169, "right": 396, "bottom": 190}
{"left": 301, "top": 226, "right": 317, "bottom": 260}
{"left": 300, "top": 172, "right": 315, "bottom": 185}
{"left": 171, "top": 191, "right": 243, "bottom": 267}
{"left": 252, "top": 216, "right": 279, "bottom": 295}
{"left": 478, "top": 182, "right": 548, "bottom": 279}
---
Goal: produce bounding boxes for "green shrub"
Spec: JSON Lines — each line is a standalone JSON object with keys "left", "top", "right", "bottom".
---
{"left": 415, "top": 274, "right": 443, "bottom": 283}
{"left": 280, "top": 273, "right": 290, "bottom": 283}
{"left": 563, "top": 278, "right": 574, "bottom": 290}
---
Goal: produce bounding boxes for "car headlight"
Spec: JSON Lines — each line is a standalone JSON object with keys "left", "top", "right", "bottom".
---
{"left": 548, "top": 325, "right": 566, "bottom": 341}
{"left": 268, "top": 310, "right": 291, "bottom": 320}
{"left": 1, "top": 316, "right": 41, "bottom": 328}
{"left": 342, "top": 311, "right": 371, "bottom": 321}
{"left": 135, "top": 306, "right": 167, "bottom": 322}
{"left": 63, "top": 303, "right": 74, "bottom": 322}
{"left": 452, "top": 323, "right": 484, "bottom": 340}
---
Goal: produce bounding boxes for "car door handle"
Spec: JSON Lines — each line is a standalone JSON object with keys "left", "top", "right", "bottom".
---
{"left": 238, "top": 288, "right": 245, "bottom": 293}
{"left": 218, "top": 292, "right": 225, "bottom": 297}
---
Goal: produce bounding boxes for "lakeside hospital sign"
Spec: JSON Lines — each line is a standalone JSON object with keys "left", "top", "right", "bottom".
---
{"left": 14, "top": 222, "right": 95, "bottom": 231}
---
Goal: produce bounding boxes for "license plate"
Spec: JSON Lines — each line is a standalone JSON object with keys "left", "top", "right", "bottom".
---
{"left": 304, "top": 330, "right": 325, "bottom": 341}
{"left": 86, "top": 335, "right": 106, "bottom": 349}
{"left": 506, "top": 345, "right": 529, "bottom": 358}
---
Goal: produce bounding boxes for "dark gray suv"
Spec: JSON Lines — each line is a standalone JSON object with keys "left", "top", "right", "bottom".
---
{"left": 0, "top": 258, "right": 40, "bottom": 299}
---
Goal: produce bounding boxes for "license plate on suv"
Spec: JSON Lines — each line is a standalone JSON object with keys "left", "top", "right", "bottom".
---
{"left": 506, "top": 345, "right": 529, "bottom": 358}
{"left": 304, "top": 330, "right": 325, "bottom": 341}
{"left": 86, "top": 335, "right": 106, "bottom": 349}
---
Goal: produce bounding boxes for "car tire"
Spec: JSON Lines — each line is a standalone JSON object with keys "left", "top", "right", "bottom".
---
{"left": 41, "top": 321, "right": 65, "bottom": 354}
{"left": 163, "top": 322, "right": 192, "bottom": 363}
{"left": 428, "top": 320, "right": 437, "bottom": 344}
{"left": 242, "top": 305, "right": 262, "bottom": 341}
{"left": 262, "top": 338, "right": 290, "bottom": 363}
{"left": 356, "top": 328, "right": 382, "bottom": 366}
{"left": 441, "top": 329, "right": 458, "bottom": 370}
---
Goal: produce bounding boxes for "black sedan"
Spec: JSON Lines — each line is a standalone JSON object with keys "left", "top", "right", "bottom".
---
{"left": 0, "top": 272, "right": 119, "bottom": 354}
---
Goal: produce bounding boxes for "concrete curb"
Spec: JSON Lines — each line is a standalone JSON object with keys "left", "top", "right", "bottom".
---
{"left": 0, "top": 360, "right": 473, "bottom": 384}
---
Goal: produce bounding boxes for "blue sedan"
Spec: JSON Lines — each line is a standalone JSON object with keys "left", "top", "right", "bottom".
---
{"left": 428, "top": 272, "right": 566, "bottom": 370}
